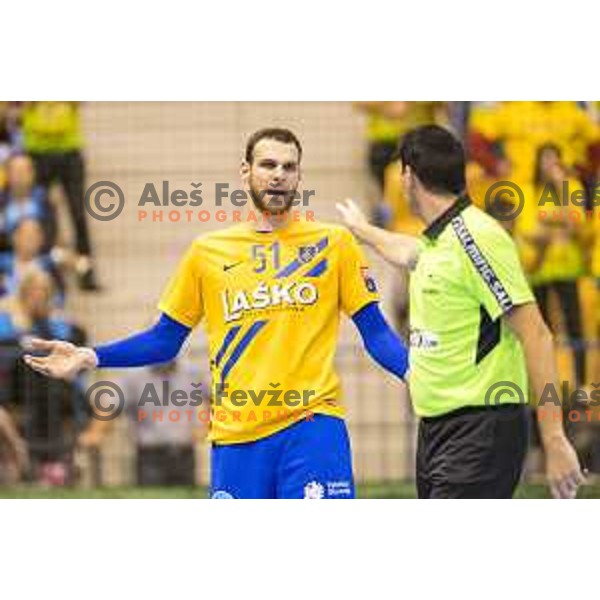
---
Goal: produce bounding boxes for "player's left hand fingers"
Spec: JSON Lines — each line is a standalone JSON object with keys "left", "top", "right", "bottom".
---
{"left": 24, "top": 337, "right": 58, "bottom": 352}
{"left": 23, "top": 356, "right": 52, "bottom": 376}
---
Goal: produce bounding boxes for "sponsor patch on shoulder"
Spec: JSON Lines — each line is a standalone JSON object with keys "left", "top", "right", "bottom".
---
{"left": 360, "top": 266, "right": 378, "bottom": 293}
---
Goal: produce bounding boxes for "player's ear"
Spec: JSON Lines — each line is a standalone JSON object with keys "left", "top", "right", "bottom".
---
{"left": 240, "top": 160, "right": 250, "bottom": 186}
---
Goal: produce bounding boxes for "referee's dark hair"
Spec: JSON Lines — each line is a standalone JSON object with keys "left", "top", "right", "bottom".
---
{"left": 396, "top": 125, "right": 466, "bottom": 196}
{"left": 245, "top": 128, "right": 303, "bottom": 165}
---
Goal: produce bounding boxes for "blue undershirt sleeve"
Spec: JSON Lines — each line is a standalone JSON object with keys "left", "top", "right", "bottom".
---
{"left": 94, "top": 313, "right": 191, "bottom": 368}
{"left": 351, "top": 302, "right": 409, "bottom": 380}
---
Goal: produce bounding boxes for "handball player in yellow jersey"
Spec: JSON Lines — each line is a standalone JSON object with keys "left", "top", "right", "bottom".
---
{"left": 23, "top": 128, "right": 409, "bottom": 499}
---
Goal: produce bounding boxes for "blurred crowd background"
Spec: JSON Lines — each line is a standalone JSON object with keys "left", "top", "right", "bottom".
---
{"left": 0, "top": 101, "right": 598, "bottom": 490}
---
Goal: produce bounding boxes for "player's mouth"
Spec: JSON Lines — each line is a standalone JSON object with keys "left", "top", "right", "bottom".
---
{"left": 264, "top": 189, "right": 291, "bottom": 205}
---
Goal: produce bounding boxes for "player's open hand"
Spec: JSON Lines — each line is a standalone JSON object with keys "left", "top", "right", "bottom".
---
{"left": 22, "top": 338, "right": 98, "bottom": 381}
{"left": 545, "top": 435, "right": 585, "bottom": 499}
{"left": 336, "top": 198, "right": 370, "bottom": 236}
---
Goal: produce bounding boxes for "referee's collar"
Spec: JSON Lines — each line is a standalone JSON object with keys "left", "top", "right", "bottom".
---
{"left": 423, "top": 194, "right": 471, "bottom": 240}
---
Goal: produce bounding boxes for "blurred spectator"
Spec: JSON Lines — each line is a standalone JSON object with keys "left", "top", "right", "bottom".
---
{"left": 21, "top": 102, "right": 99, "bottom": 291}
{"left": 354, "top": 102, "right": 445, "bottom": 227}
{"left": 446, "top": 101, "right": 472, "bottom": 141}
{"left": 1, "top": 154, "right": 57, "bottom": 252}
{"left": 519, "top": 145, "right": 588, "bottom": 388}
{"left": 0, "top": 103, "right": 16, "bottom": 168}
{"left": 354, "top": 102, "right": 446, "bottom": 336}
{"left": 0, "top": 103, "right": 12, "bottom": 170}
{"left": 0, "top": 406, "right": 28, "bottom": 485}
{"left": 0, "top": 269, "right": 88, "bottom": 485}
{"left": 79, "top": 361, "right": 208, "bottom": 486}
{"left": 594, "top": 190, "right": 600, "bottom": 283}
{"left": 468, "top": 101, "right": 600, "bottom": 186}
{"left": 592, "top": 189, "right": 600, "bottom": 400}
{"left": 486, "top": 192, "right": 549, "bottom": 287}
{"left": 0, "top": 218, "right": 65, "bottom": 306}
{"left": 0, "top": 102, "right": 21, "bottom": 188}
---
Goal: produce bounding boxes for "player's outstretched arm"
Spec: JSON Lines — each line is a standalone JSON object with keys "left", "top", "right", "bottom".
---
{"left": 23, "top": 313, "right": 191, "bottom": 381}
{"left": 23, "top": 339, "right": 98, "bottom": 380}
{"left": 505, "top": 303, "right": 585, "bottom": 499}
{"left": 336, "top": 199, "right": 419, "bottom": 269}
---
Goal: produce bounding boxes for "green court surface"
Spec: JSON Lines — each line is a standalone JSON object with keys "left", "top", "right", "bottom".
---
{"left": 2, "top": 482, "right": 600, "bottom": 499}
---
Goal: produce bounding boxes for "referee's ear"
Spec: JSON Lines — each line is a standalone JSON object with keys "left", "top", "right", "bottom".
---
{"left": 402, "top": 164, "right": 414, "bottom": 186}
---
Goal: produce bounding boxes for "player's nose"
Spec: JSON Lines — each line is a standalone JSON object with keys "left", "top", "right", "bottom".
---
{"left": 271, "top": 165, "right": 286, "bottom": 181}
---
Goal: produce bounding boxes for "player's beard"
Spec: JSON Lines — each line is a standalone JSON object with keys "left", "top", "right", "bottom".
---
{"left": 249, "top": 183, "right": 297, "bottom": 217}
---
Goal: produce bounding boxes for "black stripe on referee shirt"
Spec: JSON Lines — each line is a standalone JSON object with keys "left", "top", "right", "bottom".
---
{"left": 476, "top": 305, "right": 501, "bottom": 364}
{"left": 451, "top": 215, "right": 513, "bottom": 314}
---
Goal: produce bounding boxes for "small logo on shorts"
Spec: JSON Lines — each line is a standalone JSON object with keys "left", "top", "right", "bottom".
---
{"left": 303, "top": 481, "right": 325, "bottom": 499}
{"left": 326, "top": 480, "right": 352, "bottom": 497}
{"left": 211, "top": 490, "right": 235, "bottom": 499}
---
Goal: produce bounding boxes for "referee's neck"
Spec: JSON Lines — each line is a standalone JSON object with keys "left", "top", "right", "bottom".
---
{"left": 420, "top": 192, "right": 460, "bottom": 227}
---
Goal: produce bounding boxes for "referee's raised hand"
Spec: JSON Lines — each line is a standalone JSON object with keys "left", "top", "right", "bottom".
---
{"left": 545, "top": 435, "right": 586, "bottom": 499}
{"left": 22, "top": 338, "right": 98, "bottom": 381}
{"left": 336, "top": 198, "right": 370, "bottom": 238}
{"left": 336, "top": 198, "right": 420, "bottom": 269}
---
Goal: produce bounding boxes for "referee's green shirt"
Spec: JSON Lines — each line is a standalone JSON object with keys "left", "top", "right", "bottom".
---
{"left": 409, "top": 195, "right": 534, "bottom": 417}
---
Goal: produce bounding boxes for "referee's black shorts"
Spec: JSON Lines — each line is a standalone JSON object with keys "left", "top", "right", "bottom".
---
{"left": 416, "top": 404, "right": 529, "bottom": 499}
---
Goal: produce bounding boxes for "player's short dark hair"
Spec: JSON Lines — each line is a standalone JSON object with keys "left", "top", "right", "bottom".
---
{"left": 396, "top": 125, "right": 466, "bottom": 195}
{"left": 245, "top": 128, "right": 303, "bottom": 164}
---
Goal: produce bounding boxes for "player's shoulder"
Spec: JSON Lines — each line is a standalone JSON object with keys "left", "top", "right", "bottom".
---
{"left": 300, "top": 220, "right": 355, "bottom": 242}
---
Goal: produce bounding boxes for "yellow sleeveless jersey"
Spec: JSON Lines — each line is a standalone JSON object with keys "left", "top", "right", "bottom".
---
{"left": 158, "top": 220, "right": 379, "bottom": 444}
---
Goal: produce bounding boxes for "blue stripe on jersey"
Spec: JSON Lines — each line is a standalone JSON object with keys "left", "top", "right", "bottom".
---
{"left": 275, "top": 236, "right": 328, "bottom": 279}
{"left": 215, "top": 325, "right": 242, "bottom": 367}
{"left": 304, "top": 258, "right": 327, "bottom": 278}
{"left": 220, "top": 320, "right": 268, "bottom": 384}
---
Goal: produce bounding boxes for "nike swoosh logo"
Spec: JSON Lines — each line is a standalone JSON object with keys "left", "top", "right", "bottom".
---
{"left": 223, "top": 261, "right": 244, "bottom": 272}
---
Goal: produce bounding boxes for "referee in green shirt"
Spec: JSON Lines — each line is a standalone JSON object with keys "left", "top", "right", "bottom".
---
{"left": 338, "top": 125, "right": 583, "bottom": 499}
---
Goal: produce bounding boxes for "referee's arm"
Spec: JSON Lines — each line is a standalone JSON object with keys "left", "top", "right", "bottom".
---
{"left": 506, "top": 303, "right": 585, "bottom": 499}
{"left": 336, "top": 199, "right": 419, "bottom": 269}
